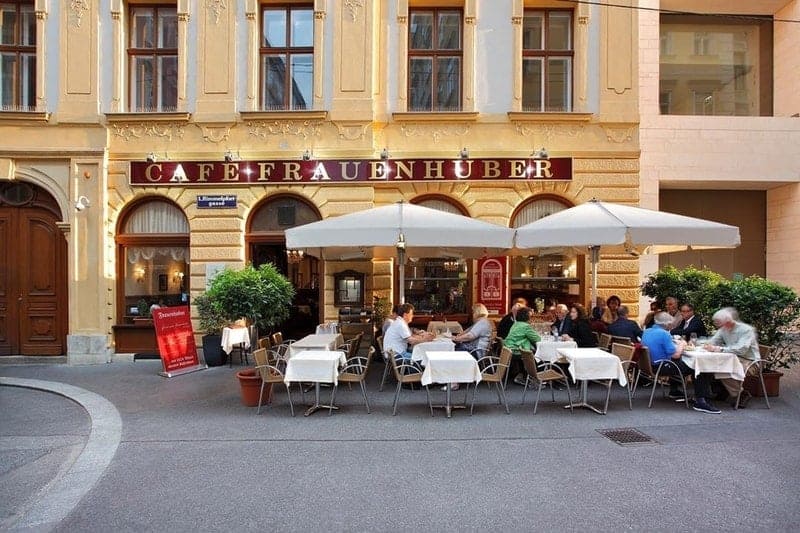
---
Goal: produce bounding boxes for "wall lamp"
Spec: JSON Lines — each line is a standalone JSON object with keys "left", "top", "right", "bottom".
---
{"left": 339, "top": 249, "right": 367, "bottom": 261}
{"left": 146, "top": 152, "right": 157, "bottom": 163}
{"left": 380, "top": 148, "right": 390, "bottom": 160}
{"left": 302, "top": 150, "right": 312, "bottom": 161}
{"left": 134, "top": 266, "right": 146, "bottom": 283}
{"left": 224, "top": 150, "right": 238, "bottom": 162}
{"left": 75, "top": 195, "right": 91, "bottom": 212}
{"left": 531, "top": 147, "right": 549, "bottom": 160}
{"left": 459, "top": 147, "right": 469, "bottom": 160}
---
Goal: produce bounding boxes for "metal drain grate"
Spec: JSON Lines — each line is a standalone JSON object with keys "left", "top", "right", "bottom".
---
{"left": 597, "top": 427, "right": 658, "bottom": 446}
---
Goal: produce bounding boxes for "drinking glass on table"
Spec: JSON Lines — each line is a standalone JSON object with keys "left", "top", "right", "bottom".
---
{"left": 689, "top": 332, "right": 698, "bottom": 346}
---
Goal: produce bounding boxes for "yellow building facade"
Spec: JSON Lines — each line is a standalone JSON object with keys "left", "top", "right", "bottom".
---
{"left": 6, "top": 0, "right": 792, "bottom": 363}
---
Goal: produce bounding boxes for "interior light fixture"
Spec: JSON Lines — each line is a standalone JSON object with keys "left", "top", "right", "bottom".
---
{"left": 286, "top": 249, "right": 305, "bottom": 264}
{"left": 380, "top": 148, "right": 390, "bottom": 160}
{"left": 302, "top": 150, "right": 312, "bottom": 161}
{"left": 459, "top": 147, "right": 469, "bottom": 160}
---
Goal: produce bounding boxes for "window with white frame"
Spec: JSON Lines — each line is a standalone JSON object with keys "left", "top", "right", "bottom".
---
{"left": 522, "top": 10, "right": 573, "bottom": 113}
{"left": 408, "top": 8, "right": 462, "bottom": 112}
{"left": 128, "top": 5, "right": 178, "bottom": 112}
{"left": 0, "top": 0, "right": 35, "bottom": 111}
{"left": 260, "top": 5, "right": 313, "bottom": 111}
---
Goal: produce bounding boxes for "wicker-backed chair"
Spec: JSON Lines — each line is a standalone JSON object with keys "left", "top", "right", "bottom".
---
{"left": 340, "top": 332, "right": 364, "bottom": 361}
{"left": 610, "top": 343, "right": 636, "bottom": 410}
{"left": 470, "top": 346, "right": 512, "bottom": 414}
{"left": 609, "top": 335, "right": 633, "bottom": 347}
{"left": 519, "top": 350, "right": 573, "bottom": 414}
{"left": 735, "top": 345, "right": 772, "bottom": 410}
{"left": 271, "top": 332, "right": 297, "bottom": 360}
{"left": 376, "top": 336, "right": 394, "bottom": 392}
{"left": 634, "top": 346, "right": 690, "bottom": 409}
{"left": 598, "top": 333, "right": 613, "bottom": 351}
{"left": 335, "top": 346, "right": 375, "bottom": 413}
{"left": 252, "top": 347, "right": 294, "bottom": 416}
{"left": 388, "top": 349, "right": 429, "bottom": 416}
{"left": 258, "top": 336, "right": 271, "bottom": 350}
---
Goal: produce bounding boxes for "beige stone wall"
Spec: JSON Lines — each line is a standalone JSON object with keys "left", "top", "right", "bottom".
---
{"left": 767, "top": 184, "right": 800, "bottom": 290}
{"left": 774, "top": 1, "right": 800, "bottom": 117}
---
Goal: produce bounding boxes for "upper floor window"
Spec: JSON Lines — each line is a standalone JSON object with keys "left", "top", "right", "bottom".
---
{"left": 522, "top": 10, "right": 573, "bottom": 112}
{"left": 660, "top": 14, "right": 773, "bottom": 116}
{"left": 260, "top": 5, "right": 313, "bottom": 111}
{"left": 128, "top": 6, "right": 177, "bottom": 112}
{"left": 0, "top": 0, "right": 36, "bottom": 111}
{"left": 408, "top": 8, "right": 462, "bottom": 112}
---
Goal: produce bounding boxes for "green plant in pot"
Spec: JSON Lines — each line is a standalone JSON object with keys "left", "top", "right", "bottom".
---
{"left": 195, "top": 292, "right": 229, "bottom": 367}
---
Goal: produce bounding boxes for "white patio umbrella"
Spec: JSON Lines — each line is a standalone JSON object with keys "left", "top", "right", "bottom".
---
{"left": 513, "top": 199, "right": 741, "bottom": 306}
{"left": 285, "top": 201, "right": 515, "bottom": 303}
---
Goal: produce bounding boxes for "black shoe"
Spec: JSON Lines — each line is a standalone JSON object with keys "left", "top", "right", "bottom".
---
{"left": 667, "top": 391, "right": 685, "bottom": 401}
{"left": 693, "top": 399, "right": 721, "bottom": 414}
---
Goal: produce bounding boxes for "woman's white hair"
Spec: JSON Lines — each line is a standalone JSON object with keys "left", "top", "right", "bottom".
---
{"left": 654, "top": 312, "right": 673, "bottom": 326}
{"left": 473, "top": 303, "right": 488, "bottom": 318}
{"left": 712, "top": 308, "right": 735, "bottom": 324}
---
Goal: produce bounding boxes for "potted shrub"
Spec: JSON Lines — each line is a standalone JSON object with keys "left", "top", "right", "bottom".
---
{"left": 195, "top": 264, "right": 295, "bottom": 405}
{"left": 195, "top": 293, "right": 229, "bottom": 367}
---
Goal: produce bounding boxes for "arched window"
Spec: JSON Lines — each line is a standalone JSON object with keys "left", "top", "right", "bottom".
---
{"left": 116, "top": 199, "right": 189, "bottom": 322}
{"left": 510, "top": 196, "right": 579, "bottom": 311}
{"left": 407, "top": 196, "right": 469, "bottom": 318}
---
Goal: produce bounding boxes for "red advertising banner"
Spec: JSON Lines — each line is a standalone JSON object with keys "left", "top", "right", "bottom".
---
{"left": 129, "top": 157, "right": 572, "bottom": 186}
{"left": 478, "top": 257, "right": 508, "bottom": 316}
{"left": 151, "top": 306, "right": 206, "bottom": 377}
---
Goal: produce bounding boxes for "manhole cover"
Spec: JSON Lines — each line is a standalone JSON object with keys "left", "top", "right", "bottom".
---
{"left": 597, "top": 427, "right": 658, "bottom": 446}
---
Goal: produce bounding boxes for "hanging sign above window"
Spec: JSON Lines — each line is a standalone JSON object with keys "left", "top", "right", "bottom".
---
{"left": 130, "top": 158, "right": 572, "bottom": 186}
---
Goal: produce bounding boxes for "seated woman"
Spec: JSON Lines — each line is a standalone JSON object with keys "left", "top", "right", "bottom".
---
{"left": 453, "top": 303, "right": 492, "bottom": 359}
{"left": 563, "top": 304, "right": 598, "bottom": 347}
{"left": 503, "top": 307, "right": 542, "bottom": 385}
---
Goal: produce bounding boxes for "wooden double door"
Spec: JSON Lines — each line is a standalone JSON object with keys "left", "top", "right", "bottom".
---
{"left": 0, "top": 187, "right": 67, "bottom": 356}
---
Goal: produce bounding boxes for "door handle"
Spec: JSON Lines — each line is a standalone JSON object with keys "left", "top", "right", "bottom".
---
{"left": 18, "top": 296, "right": 22, "bottom": 302}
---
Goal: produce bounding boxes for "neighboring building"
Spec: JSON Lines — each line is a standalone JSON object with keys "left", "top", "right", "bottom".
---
{"left": 0, "top": 0, "right": 795, "bottom": 363}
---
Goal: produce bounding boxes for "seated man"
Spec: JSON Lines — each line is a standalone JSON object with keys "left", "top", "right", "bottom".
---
{"left": 641, "top": 312, "right": 720, "bottom": 414}
{"left": 670, "top": 303, "right": 707, "bottom": 341}
{"left": 703, "top": 307, "right": 760, "bottom": 408}
{"left": 606, "top": 305, "right": 642, "bottom": 342}
{"left": 497, "top": 297, "right": 527, "bottom": 339}
{"left": 550, "top": 304, "right": 572, "bottom": 337}
{"left": 382, "top": 303, "right": 434, "bottom": 362}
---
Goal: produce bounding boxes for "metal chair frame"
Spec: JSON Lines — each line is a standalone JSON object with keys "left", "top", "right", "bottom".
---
{"left": 634, "top": 346, "right": 691, "bottom": 409}
{"left": 253, "top": 348, "right": 294, "bottom": 416}
{"left": 470, "top": 346, "right": 512, "bottom": 414}
{"left": 519, "top": 350, "right": 573, "bottom": 415}
{"left": 335, "top": 347, "right": 374, "bottom": 413}
{"left": 735, "top": 345, "right": 772, "bottom": 410}
{"left": 387, "top": 349, "right": 429, "bottom": 416}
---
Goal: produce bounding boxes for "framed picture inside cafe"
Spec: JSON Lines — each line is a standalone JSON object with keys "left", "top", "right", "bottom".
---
{"left": 334, "top": 270, "right": 364, "bottom": 307}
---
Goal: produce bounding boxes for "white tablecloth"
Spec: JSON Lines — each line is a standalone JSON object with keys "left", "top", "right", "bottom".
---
{"left": 426, "top": 321, "right": 464, "bottom": 335}
{"left": 420, "top": 351, "right": 482, "bottom": 386}
{"left": 288, "top": 333, "right": 344, "bottom": 358}
{"left": 557, "top": 347, "right": 628, "bottom": 386}
{"left": 411, "top": 340, "right": 455, "bottom": 362}
{"left": 683, "top": 349, "right": 746, "bottom": 381}
{"left": 284, "top": 350, "right": 347, "bottom": 385}
{"left": 221, "top": 327, "right": 250, "bottom": 355}
{"left": 535, "top": 339, "right": 578, "bottom": 362}
{"left": 315, "top": 323, "right": 339, "bottom": 335}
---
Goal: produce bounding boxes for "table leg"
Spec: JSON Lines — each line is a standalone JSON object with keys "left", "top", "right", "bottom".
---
{"left": 564, "top": 380, "right": 606, "bottom": 415}
{"left": 445, "top": 383, "right": 452, "bottom": 418}
{"left": 303, "top": 382, "right": 339, "bottom": 416}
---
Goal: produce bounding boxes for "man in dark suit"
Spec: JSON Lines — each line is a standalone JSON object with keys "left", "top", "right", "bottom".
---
{"left": 670, "top": 303, "right": 707, "bottom": 341}
{"left": 550, "top": 304, "right": 572, "bottom": 336}
{"left": 606, "top": 305, "right": 642, "bottom": 342}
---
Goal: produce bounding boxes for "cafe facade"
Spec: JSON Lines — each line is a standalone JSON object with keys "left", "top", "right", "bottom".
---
{"left": 0, "top": 0, "right": 795, "bottom": 363}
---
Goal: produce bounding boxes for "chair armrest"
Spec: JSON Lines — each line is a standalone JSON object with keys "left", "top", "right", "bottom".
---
{"left": 395, "top": 361, "right": 423, "bottom": 375}
{"left": 481, "top": 361, "right": 509, "bottom": 375}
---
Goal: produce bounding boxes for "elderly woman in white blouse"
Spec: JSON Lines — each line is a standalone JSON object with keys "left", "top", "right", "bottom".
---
{"left": 453, "top": 303, "right": 493, "bottom": 359}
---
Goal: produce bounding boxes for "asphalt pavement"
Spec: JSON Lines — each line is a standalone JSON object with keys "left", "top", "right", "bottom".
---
{"left": 1, "top": 357, "right": 799, "bottom": 532}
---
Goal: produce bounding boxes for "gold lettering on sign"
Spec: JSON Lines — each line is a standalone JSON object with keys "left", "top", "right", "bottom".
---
{"left": 145, "top": 164, "right": 162, "bottom": 182}
{"left": 340, "top": 161, "right": 360, "bottom": 180}
{"left": 310, "top": 162, "right": 331, "bottom": 181}
{"left": 170, "top": 164, "right": 188, "bottom": 183}
{"left": 395, "top": 161, "right": 414, "bottom": 180}
{"left": 423, "top": 160, "right": 445, "bottom": 179}
{"left": 534, "top": 159, "right": 553, "bottom": 178}
{"left": 368, "top": 161, "right": 389, "bottom": 180}
{"left": 197, "top": 163, "right": 213, "bottom": 182}
{"left": 221, "top": 163, "right": 239, "bottom": 181}
{"left": 257, "top": 162, "right": 275, "bottom": 181}
{"left": 283, "top": 162, "right": 301, "bottom": 181}
{"left": 454, "top": 160, "right": 473, "bottom": 179}
{"left": 509, "top": 160, "right": 527, "bottom": 178}
{"left": 483, "top": 160, "right": 500, "bottom": 178}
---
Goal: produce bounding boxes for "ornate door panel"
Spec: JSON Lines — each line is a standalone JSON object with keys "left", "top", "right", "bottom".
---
{"left": 0, "top": 184, "right": 66, "bottom": 356}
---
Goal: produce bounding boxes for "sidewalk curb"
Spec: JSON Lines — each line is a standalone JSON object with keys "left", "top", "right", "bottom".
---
{"left": 0, "top": 377, "right": 122, "bottom": 532}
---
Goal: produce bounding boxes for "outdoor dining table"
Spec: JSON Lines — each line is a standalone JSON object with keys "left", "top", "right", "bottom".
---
{"left": 221, "top": 326, "right": 250, "bottom": 355}
{"left": 283, "top": 350, "right": 347, "bottom": 416}
{"left": 411, "top": 339, "right": 455, "bottom": 361}
{"left": 556, "top": 347, "right": 629, "bottom": 415}
{"left": 288, "top": 333, "right": 344, "bottom": 358}
{"left": 683, "top": 348, "right": 746, "bottom": 381}
{"left": 426, "top": 321, "right": 464, "bottom": 335}
{"left": 535, "top": 336, "right": 578, "bottom": 363}
{"left": 419, "top": 351, "right": 482, "bottom": 418}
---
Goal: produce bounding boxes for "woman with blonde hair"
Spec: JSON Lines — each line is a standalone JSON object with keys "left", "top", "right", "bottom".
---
{"left": 453, "top": 303, "right": 493, "bottom": 359}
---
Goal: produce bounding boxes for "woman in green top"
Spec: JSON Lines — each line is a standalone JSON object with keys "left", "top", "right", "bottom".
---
{"left": 503, "top": 307, "right": 541, "bottom": 384}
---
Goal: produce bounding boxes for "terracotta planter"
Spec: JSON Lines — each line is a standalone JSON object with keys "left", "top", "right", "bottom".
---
{"left": 744, "top": 370, "right": 783, "bottom": 397}
{"left": 236, "top": 368, "right": 272, "bottom": 407}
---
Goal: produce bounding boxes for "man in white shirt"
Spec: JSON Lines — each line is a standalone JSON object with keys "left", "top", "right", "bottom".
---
{"left": 383, "top": 303, "right": 434, "bottom": 360}
{"left": 665, "top": 296, "right": 682, "bottom": 331}
{"left": 704, "top": 307, "right": 760, "bottom": 408}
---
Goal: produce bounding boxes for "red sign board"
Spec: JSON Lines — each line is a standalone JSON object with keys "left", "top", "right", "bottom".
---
{"left": 478, "top": 257, "right": 508, "bottom": 316}
{"left": 151, "top": 306, "right": 205, "bottom": 377}
{"left": 130, "top": 157, "right": 572, "bottom": 186}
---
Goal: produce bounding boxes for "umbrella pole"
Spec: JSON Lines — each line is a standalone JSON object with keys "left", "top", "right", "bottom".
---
{"left": 397, "top": 247, "right": 406, "bottom": 304}
{"left": 589, "top": 246, "right": 599, "bottom": 309}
